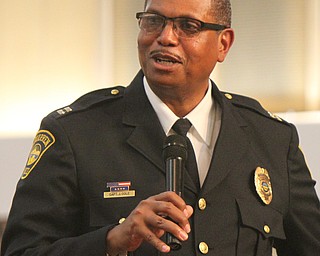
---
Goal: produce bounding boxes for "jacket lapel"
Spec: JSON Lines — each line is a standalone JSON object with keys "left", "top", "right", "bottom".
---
{"left": 202, "top": 87, "right": 257, "bottom": 195}
{"left": 122, "top": 71, "right": 166, "bottom": 172}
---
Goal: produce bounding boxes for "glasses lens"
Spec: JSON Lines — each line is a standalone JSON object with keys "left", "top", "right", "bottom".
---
{"left": 137, "top": 13, "right": 203, "bottom": 38}
{"left": 175, "top": 18, "right": 201, "bottom": 38}
{"left": 139, "top": 14, "right": 164, "bottom": 34}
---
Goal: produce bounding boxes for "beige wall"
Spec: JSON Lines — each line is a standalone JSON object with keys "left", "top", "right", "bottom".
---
{"left": 213, "top": 0, "right": 320, "bottom": 112}
{"left": 0, "top": 0, "right": 143, "bottom": 137}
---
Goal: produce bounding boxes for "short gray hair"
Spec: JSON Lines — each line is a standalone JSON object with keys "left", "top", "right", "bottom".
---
{"left": 210, "top": 0, "right": 232, "bottom": 27}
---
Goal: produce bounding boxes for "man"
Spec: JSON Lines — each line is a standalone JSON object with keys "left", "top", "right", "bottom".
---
{"left": 1, "top": 0, "right": 320, "bottom": 255}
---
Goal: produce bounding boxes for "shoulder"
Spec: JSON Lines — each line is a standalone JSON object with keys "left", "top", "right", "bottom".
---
{"left": 47, "top": 86, "right": 126, "bottom": 119}
{"left": 221, "top": 91, "right": 289, "bottom": 125}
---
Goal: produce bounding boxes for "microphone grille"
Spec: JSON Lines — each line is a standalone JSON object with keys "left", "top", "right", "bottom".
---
{"left": 163, "top": 134, "right": 187, "bottom": 160}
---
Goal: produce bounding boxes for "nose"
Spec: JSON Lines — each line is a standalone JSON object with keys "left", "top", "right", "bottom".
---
{"left": 156, "top": 20, "right": 179, "bottom": 46}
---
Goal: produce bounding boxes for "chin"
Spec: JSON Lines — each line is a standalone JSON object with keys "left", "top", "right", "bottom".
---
{"left": 147, "top": 73, "right": 184, "bottom": 88}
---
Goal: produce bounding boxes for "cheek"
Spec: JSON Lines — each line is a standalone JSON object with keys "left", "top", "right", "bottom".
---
{"left": 187, "top": 40, "right": 216, "bottom": 65}
{"left": 137, "top": 34, "right": 149, "bottom": 62}
{"left": 137, "top": 31, "right": 155, "bottom": 49}
{"left": 182, "top": 41, "right": 201, "bottom": 65}
{"left": 184, "top": 40, "right": 218, "bottom": 76}
{"left": 137, "top": 32, "right": 146, "bottom": 51}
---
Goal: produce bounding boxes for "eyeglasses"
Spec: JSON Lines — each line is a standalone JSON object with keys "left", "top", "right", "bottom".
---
{"left": 136, "top": 12, "right": 228, "bottom": 39}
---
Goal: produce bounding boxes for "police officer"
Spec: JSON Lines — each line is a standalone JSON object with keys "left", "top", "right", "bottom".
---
{"left": 2, "top": 0, "right": 320, "bottom": 255}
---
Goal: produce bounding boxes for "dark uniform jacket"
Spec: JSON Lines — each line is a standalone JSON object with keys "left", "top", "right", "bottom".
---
{"left": 2, "top": 71, "right": 320, "bottom": 256}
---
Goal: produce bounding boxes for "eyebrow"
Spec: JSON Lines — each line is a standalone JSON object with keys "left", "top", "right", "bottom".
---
{"left": 144, "top": 9, "right": 202, "bottom": 21}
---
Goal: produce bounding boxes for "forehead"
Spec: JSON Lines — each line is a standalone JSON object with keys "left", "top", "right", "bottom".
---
{"left": 145, "top": 0, "right": 213, "bottom": 20}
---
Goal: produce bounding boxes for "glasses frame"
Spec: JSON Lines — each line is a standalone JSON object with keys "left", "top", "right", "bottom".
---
{"left": 136, "top": 12, "right": 229, "bottom": 38}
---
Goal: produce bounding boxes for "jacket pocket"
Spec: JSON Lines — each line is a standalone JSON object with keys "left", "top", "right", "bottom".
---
{"left": 236, "top": 198, "right": 286, "bottom": 256}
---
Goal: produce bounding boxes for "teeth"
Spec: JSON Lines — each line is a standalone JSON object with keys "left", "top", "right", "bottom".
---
{"left": 156, "top": 58, "right": 176, "bottom": 64}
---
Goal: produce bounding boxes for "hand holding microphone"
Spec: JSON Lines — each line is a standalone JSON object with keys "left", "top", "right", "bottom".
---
{"left": 105, "top": 135, "right": 192, "bottom": 255}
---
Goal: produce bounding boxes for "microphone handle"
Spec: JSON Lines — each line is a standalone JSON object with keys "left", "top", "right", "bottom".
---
{"left": 165, "top": 157, "right": 184, "bottom": 251}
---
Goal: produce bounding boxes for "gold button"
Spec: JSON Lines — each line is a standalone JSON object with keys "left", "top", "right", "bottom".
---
{"left": 264, "top": 225, "right": 270, "bottom": 234}
{"left": 199, "top": 242, "right": 209, "bottom": 254}
{"left": 224, "top": 93, "right": 233, "bottom": 100}
{"left": 198, "top": 198, "right": 207, "bottom": 210}
{"left": 111, "top": 89, "right": 119, "bottom": 95}
{"left": 118, "top": 217, "right": 126, "bottom": 224}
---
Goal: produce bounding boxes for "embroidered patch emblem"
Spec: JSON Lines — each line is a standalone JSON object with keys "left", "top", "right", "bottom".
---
{"left": 104, "top": 181, "right": 136, "bottom": 198}
{"left": 254, "top": 167, "right": 273, "bottom": 205}
{"left": 21, "top": 130, "right": 55, "bottom": 179}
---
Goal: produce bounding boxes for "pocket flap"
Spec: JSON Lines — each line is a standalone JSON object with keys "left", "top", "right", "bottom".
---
{"left": 237, "top": 198, "right": 286, "bottom": 239}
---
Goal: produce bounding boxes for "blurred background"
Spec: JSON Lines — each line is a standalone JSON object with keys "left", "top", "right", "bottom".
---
{"left": 0, "top": 0, "right": 319, "bottom": 248}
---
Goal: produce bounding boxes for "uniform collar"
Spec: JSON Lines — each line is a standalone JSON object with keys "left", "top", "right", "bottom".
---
{"left": 143, "top": 77, "right": 214, "bottom": 146}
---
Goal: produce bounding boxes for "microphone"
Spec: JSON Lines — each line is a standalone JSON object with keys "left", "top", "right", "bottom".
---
{"left": 162, "top": 134, "right": 187, "bottom": 251}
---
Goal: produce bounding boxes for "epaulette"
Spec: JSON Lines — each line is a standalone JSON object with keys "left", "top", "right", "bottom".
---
{"left": 221, "top": 92, "right": 289, "bottom": 124}
{"left": 50, "top": 86, "right": 125, "bottom": 119}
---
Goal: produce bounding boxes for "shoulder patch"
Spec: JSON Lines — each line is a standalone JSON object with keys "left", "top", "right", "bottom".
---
{"left": 21, "top": 130, "right": 55, "bottom": 179}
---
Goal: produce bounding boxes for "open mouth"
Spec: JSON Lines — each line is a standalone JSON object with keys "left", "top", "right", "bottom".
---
{"left": 150, "top": 51, "right": 182, "bottom": 66}
{"left": 155, "top": 57, "right": 179, "bottom": 64}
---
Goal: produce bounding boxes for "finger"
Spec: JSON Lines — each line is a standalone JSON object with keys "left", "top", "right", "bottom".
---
{"left": 137, "top": 194, "right": 186, "bottom": 223}
{"left": 185, "top": 205, "right": 194, "bottom": 218}
{"left": 152, "top": 191, "right": 187, "bottom": 211}
{"left": 148, "top": 214, "right": 189, "bottom": 242}
{"left": 136, "top": 223, "right": 171, "bottom": 253}
{"left": 151, "top": 200, "right": 191, "bottom": 233}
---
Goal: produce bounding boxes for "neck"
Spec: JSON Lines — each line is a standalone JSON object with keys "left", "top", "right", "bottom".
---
{"left": 150, "top": 84, "right": 208, "bottom": 117}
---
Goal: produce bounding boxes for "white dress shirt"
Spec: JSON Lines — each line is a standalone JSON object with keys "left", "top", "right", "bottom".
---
{"left": 143, "top": 77, "right": 221, "bottom": 186}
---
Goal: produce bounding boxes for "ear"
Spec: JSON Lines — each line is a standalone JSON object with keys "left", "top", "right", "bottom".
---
{"left": 217, "top": 28, "right": 235, "bottom": 63}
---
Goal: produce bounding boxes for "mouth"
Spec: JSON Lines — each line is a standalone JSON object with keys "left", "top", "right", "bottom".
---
{"left": 155, "top": 58, "right": 178, "bottom": 65}
{"left": 150, "top": 51, "right": 182, "bottom": 66}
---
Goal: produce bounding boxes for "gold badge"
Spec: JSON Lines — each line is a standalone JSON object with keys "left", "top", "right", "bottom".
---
{"left": 254, "top": 167, "right": 272, "bottom": 205}
{"left": 21, "top": 130, "right": 55, "bottom": 179}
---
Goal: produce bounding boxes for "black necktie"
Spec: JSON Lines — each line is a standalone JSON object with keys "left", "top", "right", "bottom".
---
{"left": 172, "top": 118, "right": 200, "bottom": 191}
